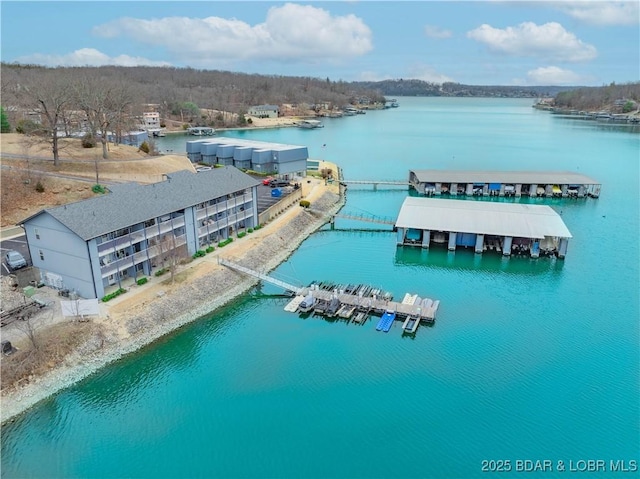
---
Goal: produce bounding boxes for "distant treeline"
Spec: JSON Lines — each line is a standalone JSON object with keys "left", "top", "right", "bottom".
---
{"left": 351, "top": 79, "right": 576, "bottom": 98}
{"left": 2, "top": 63, "right": 637, "bottom": 116}
{"left": 0, "top": 64, "right": 386, "bottom": 117}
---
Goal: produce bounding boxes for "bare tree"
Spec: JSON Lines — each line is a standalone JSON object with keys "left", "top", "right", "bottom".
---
{"left": 14, "top": 310, "right": 44, "bottom": 350}
{"left": 157, "top": 233, "right": 182, "bottom": 284}
{"left": 73, "top": 73, "right": 136, "bottom": 161}
{"left": 13, "top": 68, "right": 75, "bottom": 167}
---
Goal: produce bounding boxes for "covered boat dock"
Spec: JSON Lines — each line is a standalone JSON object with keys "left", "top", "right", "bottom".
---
{"left": 409, "top": 170, "right": 601, "bottom": 198}
{"left": 395, "top": 197, "right": 572, "bottom": 259}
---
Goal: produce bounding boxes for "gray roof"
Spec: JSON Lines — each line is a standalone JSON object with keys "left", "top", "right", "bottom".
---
{"left": 23, "top": 167, "right": 260, "bottom": 241}
{"left": 410, "top": 170, "right": 600, "bottom": 185}
{"left": 187, "top": 137, "right": 305, "bottom": 152}
{"left": 395, "top": 197, "right": 572, "bottom": 239}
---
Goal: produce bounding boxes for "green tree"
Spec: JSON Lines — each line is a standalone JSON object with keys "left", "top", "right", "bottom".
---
{"left": 622, "top": 101, "right": 635, "bottom": 113}
{"left": 0, "top": 106, "right": 11, "bottom": 133}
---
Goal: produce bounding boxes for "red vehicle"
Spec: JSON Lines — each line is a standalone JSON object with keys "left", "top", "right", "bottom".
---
{"left": 262, "top": 176, "right": 274, "bottom": 185}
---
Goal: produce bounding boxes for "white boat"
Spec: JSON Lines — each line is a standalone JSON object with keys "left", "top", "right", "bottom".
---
{"left": 296, "top": 119, "right": 324, "bottom": 129}
{"left": 298, "top": 294, "right": 316, "bottom": 313}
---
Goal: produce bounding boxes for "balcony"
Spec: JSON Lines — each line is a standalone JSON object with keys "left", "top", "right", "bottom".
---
{"left": 197, "top": 211, "right": 254, "bottom": 238}
{"left": 195, "top": 197, "right": 252, "bottom": 221}
{"left": 97, "top": 217, "right": 185, "bottom": 256}
{"left": 100, "top": 234, "right": 186, "bottom": 278}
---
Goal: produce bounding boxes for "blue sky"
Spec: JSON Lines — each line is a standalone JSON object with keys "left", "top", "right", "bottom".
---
{"left": 1, "top": 1, "right": 638, "bottom": 86}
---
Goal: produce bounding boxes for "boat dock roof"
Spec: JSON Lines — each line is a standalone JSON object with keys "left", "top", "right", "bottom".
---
{"left": 395, "top": 197, "right": 572, "bottom": 239}
{"left": 409, "top": 170, "right": 600, "bottom": 185}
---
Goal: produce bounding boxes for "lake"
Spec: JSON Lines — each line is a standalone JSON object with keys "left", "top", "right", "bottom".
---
{"left": 1, "top": 97, "right": 638, "bottom": 478}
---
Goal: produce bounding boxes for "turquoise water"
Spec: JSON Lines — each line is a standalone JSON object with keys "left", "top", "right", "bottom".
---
{"left": 2, "top": 98, "right": 638, "bottom": 478}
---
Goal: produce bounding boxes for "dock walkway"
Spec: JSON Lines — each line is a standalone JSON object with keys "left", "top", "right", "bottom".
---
{"left": 219, "top": 259, "right": 441, "bottom": 333}
{"left": 297, "top": 286, "right": 439, "bottom": 321}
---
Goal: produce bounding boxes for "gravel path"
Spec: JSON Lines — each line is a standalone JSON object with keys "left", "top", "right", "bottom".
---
{"left": 1, "top": 189, "right": 343, "bottom": 424}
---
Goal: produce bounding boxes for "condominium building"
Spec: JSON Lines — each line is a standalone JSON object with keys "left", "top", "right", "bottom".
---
{"left": 21, "top": 167, "right": 260, "bottom": 299}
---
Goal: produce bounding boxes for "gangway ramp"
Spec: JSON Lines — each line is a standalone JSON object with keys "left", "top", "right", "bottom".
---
{"left": 307, "top": 208, "right": 395, "bottom": 226}
{"left": 342, "top": 180, "right": 409, "bottom": 190}
{"left": 218, "top": 258, "right": 303, "bottom": 294}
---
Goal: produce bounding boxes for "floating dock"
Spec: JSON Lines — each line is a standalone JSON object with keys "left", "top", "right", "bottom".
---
{"left": 409, "top": 170, "right": 601, "bottom": 199}
{"left": 284, "top": 282, "right": 440, "bottom": 334}
{"left": 395, "top": 197, "right": 572, "bottom": 259}
{"left": 218, "top": 259, "right": 440, "bottom": 335}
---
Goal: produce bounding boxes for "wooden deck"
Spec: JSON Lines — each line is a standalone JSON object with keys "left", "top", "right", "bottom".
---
{"left": 297, "top": 287, "right": 439, "bottom": 321}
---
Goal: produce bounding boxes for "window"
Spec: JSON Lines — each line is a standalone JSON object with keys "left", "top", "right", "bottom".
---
{"left": 35, "top": 228, "right": 40, "bottom": 239}
{"left": 39, "top": 250, "right": 44, "bottom": 261}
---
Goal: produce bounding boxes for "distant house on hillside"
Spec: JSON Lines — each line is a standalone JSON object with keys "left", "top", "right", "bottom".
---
{"left": 247, "top": 104, "right": 279, "bottom": 118}
{"left": 142, "top": 112, "right": 161, "bottom": 129}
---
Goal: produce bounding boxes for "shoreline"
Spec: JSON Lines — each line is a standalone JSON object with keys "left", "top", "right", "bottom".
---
{"left": 1, "top": 184, "right": 345, "bottom": 424}
{"left": 162, "top": 116, "right": 303, "bottom": 136}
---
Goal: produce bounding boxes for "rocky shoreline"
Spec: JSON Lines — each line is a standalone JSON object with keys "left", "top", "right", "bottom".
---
{"left": 1, "top": 189, "right": 344, "bottom": 424}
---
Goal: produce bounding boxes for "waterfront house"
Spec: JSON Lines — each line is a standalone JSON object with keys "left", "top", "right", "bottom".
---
{"left": 247, "top": 105, "right": 279, "bottom": 119}
{"left": 20, "top": 167, "right": 260, "bottom": 299}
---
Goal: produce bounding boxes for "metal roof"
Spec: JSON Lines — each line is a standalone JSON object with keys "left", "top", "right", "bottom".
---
{"left": 187, "top": 136, "right": 305, "bottom": 152}
{"left": 410, "top": 170, "right": 600, "bottom": 185}
{"left": 395, "top": 197, "right": 572, "bottom": 239}
{"left": 22, "top": 167, "right": 260, "bottom": 241}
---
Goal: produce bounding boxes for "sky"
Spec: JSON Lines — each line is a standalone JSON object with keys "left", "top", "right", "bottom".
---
{"left": 1, "top": 1, "right": 638, "bottom": 86}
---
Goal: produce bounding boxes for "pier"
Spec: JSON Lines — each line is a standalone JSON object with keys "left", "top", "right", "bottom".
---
{"left": 295, "top": 283, "right": 439, "bottom": 323}
{"left": 395, "top": 197, "right": 572, "bottom": 259}
{"left": 218, "top": 259, "right": 440, "bottom": 334}
{"left": 409, "top": 170, "right": 601, "bottom": 199}
{"left": 187, "top": 127, "right": 215, "bottom": 136}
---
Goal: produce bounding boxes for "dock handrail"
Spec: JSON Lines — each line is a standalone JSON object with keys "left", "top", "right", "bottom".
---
{"left": 218, "top": 258, "right": 303, "bottom": 294}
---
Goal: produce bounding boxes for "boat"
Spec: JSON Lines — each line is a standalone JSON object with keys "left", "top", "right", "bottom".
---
{"left": 402, "top": 312, "right": 420, "bottom": 333}
{"left": 352, "top": 311, "right": 368, "bottom": 324}
{"left": 298, "top": 294, "right": 316, "bottom": 313}
{"left": 296, "top": 119, "right": 324, "bottom": 129}
{"left": 326, "top": 297, "right": 341, "bottom": 317}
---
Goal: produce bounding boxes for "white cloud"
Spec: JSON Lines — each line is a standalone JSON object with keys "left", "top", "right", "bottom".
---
{"left": 93, "top": 3, "right": 373, "bottom": 65}
{"left": 554, "top": 1, "right": 639, "bottom": 26}
{"left": 526, "top": 66, "right": 586, "bottom": 85}
{"left": 407, "top": 63, "right": 454, "bottom": 84}
{"left": 424, "top": 25, "right": 452, "bottom": 39}
{"left": 14, "top": 48, "right": 171, "bottom": 67}
{"left": 467, "top": 22, "right": 597, "bottom": 62}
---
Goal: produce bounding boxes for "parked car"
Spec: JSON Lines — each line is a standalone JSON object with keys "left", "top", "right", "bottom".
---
{"left": 5, "top": 250, "right": 27, "bottom": 270}
{"left": 269, "top": 179, "right": 290, "bottom": 188}
{"left": 262, "top": 176, "right": 274, "bottom": 185}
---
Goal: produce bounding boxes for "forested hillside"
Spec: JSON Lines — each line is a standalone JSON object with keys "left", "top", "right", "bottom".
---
{"left": 552, "top": 82, "right": 640, "bottom": 111}
{"left": 0, "top": 64, "right": 385, "bottom": 120}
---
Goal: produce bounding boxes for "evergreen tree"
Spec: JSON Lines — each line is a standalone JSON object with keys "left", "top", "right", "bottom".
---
{"left": 0, "top": 106, "right": 11, "bottom": 133}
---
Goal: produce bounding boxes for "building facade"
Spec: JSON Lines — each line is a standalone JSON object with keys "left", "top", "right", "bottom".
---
{"left": 142, "top": 112, "right": 161, "bottom": 129}
{"left": 247, "top": 105, "right": 279, "bottom": 118}
{"left": 21, "top": 168, "right": 260, "bottom": 299}
{"left": 186, "top": 137, "right": 308, "bottom": 177}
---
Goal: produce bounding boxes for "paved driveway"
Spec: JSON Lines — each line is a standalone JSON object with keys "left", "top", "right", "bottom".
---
{"left": 1, "top": 235, "right": 32, "bottom": 276}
